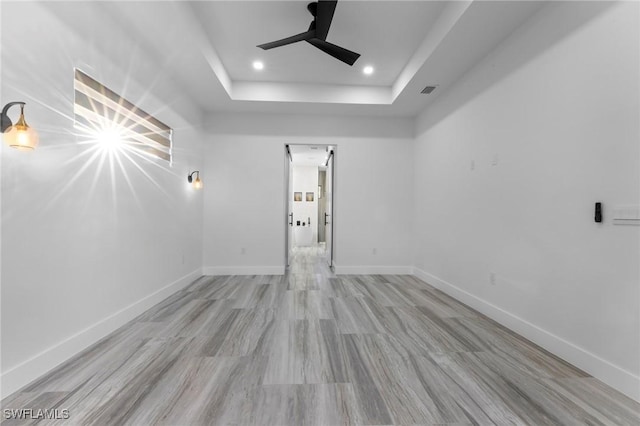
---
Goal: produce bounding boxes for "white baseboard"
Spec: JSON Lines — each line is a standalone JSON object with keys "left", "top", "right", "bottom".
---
{"left": 412, "top": 267, "right": 640, "bottom": 403}
{"left": 334, "top": 265, "right": 413, "bottom": 275}
{"left": 0, "top": 268, "right": 202, "bottom": 399}
{"left": 202, "top": 266, "right": 285, "bottom": 276}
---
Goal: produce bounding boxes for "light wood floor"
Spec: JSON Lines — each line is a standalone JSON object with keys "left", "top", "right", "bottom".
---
{"left": 2, "top": 247, "right": 639, "bottom": 425}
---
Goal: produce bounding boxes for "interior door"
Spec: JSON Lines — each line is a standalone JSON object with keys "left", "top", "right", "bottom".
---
{"left": 285, "top": 145, "right": 294, "bottom": 267}
{"left": 325, "top": 150, "right": 334, "bottom": 267}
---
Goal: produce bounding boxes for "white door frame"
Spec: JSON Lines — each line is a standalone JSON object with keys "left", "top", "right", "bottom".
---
{"left": 284, "top": 144, "right": 336, "bottom": 269}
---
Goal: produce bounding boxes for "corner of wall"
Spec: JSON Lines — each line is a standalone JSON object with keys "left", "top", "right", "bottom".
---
{"left": 0, "top": 268, "right": 203, "bottom": 399}
{"left": 411, "top": 267, "right": 640, "bottom": 402}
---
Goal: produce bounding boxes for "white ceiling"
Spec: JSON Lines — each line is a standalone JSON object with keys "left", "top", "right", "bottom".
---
{"left": 41, "top": 1, "right": 548, "bottom": 118}
{"left": 191, "top": 1, "right": 445, "bottom": 87}
{"left": 289, "top": 144, "right": 332, "bottom": 166}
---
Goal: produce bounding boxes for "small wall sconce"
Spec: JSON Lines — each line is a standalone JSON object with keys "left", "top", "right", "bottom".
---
{"left": 1, "top": 102, "right": 39, "bottom": 150}
{"left": 188, "top": 170, "right": 203, "bottom": 189}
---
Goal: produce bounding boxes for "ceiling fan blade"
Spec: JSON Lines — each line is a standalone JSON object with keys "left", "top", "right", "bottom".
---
{"left": 306, "top": 38, "right": 360, "bottom": 66}
{"left": 315, "top": 0, "right": 337, "bottom": 40}
{"left": 257, "top": 30, "right": 315, "bottom": 50}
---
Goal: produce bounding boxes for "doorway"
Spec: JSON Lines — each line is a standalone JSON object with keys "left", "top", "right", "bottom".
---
{"left": 284, "top": 144, "right": 335, "bottom": 269}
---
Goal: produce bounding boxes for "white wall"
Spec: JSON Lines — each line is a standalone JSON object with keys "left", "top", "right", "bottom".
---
{"left": 202, "top": 113, "right": 414, "bottom": 275}
{"left": 292, "top": 165, "right": 318, "bottom": 245}
{"left": 413, "top": 1, "right": 639, "bottom": 400}
{"left": 1, "top": 2, "right": 204, "bottom": 397}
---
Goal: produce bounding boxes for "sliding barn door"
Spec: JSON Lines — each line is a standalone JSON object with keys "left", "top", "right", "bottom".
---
{"left": 325, "top": 151, "right": 334, "bottom": 268}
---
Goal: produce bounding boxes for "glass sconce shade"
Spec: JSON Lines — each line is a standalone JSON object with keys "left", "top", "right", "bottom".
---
{"left": 2, "top": 103, "right": 39, "bottom": 150}
{"left": 193, "top": 176, "right": 203, "bottom": 189}
{"left": 188, "top": 171, "right": 203, "bottom": 189}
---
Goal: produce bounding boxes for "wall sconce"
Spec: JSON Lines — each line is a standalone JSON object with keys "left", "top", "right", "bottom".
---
{"left": 1, "top": 102, "right": 39, "bottom": 150}
{"left": 188, "top": 170, "right": 203, "bottom": 189}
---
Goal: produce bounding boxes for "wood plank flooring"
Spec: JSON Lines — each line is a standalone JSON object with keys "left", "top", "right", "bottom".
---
{"left": 2, "top": 246, "right": 639, "bottom": 425}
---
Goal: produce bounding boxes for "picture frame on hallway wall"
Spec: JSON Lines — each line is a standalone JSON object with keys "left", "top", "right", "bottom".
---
{"left": 294, "top": 192, "right": 302, "bottom": 202}
{"left": 306, "top": 192, "right": 314, "bottom": 202}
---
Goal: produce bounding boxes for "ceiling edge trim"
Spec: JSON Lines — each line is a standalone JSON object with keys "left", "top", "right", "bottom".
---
{"left": 391, "top": 0, "right": 473, "bottom": 100}
{"left": 231, "top": 81, "right": 392, "bottom": 105}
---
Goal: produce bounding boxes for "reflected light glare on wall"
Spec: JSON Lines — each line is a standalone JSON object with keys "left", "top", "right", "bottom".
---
{"left": 96, "top": 128, "right": 124, "bottom": 153}
{"left": 1, "top": 102, "right": 39, "bottom": 150}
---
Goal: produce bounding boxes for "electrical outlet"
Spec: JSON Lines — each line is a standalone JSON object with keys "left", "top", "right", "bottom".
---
{"left": 491, "top": 154, "right": 499, "bottom": 166}
{"left": 241, "top": 248, "right": 246, "bottom": 255}
{"left": 489, "top": 272, "right": 496, "bottom": 285}
{"left": 372, "top": 248, "right": 377, "bottom": 255}
{"left": 470, "top": 160, "right": 475, "bottom": 170}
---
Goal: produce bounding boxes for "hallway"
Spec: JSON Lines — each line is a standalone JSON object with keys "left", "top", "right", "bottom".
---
{"left": 2, "top": 247, "right": 639, "bottom": 424}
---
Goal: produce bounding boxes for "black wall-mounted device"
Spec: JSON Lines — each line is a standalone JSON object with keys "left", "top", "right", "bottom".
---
{"left": 595, "top": 202, "right": 602, "bottom": 223}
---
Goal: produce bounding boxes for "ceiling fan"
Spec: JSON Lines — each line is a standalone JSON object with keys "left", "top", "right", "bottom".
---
{"left": 257, "top": 0, "right": 361, "bottom": 66}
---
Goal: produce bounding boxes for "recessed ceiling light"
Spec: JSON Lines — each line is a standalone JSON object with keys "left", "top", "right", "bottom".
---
{"left": 252, "top": 61, "right": 264, "bottom": 71}
{"left": 363, "top": 65, "right": 374, "bottom": 75}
